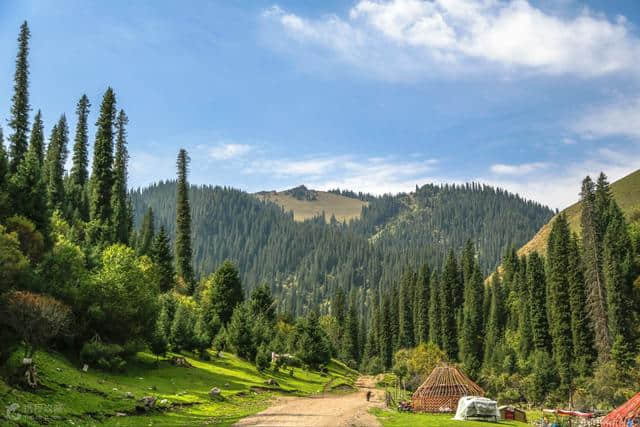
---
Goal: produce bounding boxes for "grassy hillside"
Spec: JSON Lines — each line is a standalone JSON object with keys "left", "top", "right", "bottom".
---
{"left": 255, "top": 188, "right": 367, "bottom": 222}
{"left": 370, "top": 408, "right": 529, "bottom": 426}
{"left": 0, "top": 350, "right": 356, "bottom": 426}
{"left": 518, "top": 169, "right": 640, "bottom": 257}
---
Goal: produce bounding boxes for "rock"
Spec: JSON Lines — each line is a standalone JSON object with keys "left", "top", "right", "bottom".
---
{"left": 115, "top": 412, "right": 127, "bottom": 417}
{"left": 138, "top": 396, "right": 157, "bottom": 409}
{"left": 265, "top": 379, "right": 279, "bottom": 386}
{"left": 159, "top": 399, "right": 169, "bottom": 405}
{"left": 125, "top": 391, "right": 134, "bottom": 399}
{"left": 169, "top": 356, "right": 192, "bottom": 368}
{"left": 112, "top": 388, "right": 118, "bottom": 392}
{"left": 82, "top": 364, "right": 89, "bottom": 372}
{"left": 209, "top": 387, "right": 221, "bottom": 398}
{"left": 56, "top": 367, "right": 62, "bottom": 372}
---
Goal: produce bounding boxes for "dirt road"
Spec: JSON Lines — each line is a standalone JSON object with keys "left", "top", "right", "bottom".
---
{"left": 234, "top": 376, "right": 385, "bottom": 427}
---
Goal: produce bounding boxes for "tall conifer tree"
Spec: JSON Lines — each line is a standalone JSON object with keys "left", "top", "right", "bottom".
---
{"left": 547, "top": 214, "right": 574, "bottom": 390}
{"left": 415, "top": 264, "right": 430, "bottom": 343}
{"left": 138, "top": 207, "right": 155, "bottom": 256}
{"left": 461, "top": 261, "right": 484, "bottom": 378}
{"left": 428, "top": 271, "right": 441, "bottom": 346}
{"left": 45, "top": 115, "right": 68, "bottom": 211}
{"left": 112, "top": 110, "right": 129, "bottom": 243}
{"left": 580, "top": 176, "right": 610, "bottom": 358}
{"left": 483, "top": 273, "right": 504, "bottom": 368}
{"left": 440, "top": 250, "right": 459, "bottom": 360}
{"left": 527, "top": 252, "right": 550, "bottom": 352}
{"left": 398, "top": 270, "right": 415, "bottom": 349}
{"left": 29, "top": 110, "right": 44, "bottom": 166}
{"left": 380, "top": 294, "right": 393, "bottom": 369}
{"left": 0, "top": 128, "right": 8, "bottom": 220}
{"left": 568, "top": 233, "right": 594, "bottom": 375}
{"left": 90, "top": 88, "right": 116, "bottom": 226}
{"left": 175, "top": 148, "right": 194, "bottom": 292}
{"left": 8, "top": 21, "right": 31, "bottom": 174}
{"left": 151, "top": 225, "right": 175, "bottom": 293}
{"left": 69, "top": 95, "right": 90, "bottom": 220}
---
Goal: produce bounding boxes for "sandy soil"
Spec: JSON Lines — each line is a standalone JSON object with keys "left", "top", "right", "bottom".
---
{"left": 233, "top": 376, "right": 385, "bottom": 427}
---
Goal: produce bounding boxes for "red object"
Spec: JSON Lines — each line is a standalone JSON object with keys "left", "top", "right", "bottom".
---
{"left": 602, "top": 392, "right": 640, "bottom": 427}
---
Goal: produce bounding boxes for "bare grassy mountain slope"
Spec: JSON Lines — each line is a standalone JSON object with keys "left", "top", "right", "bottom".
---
{"left": 518, "top": 169, "right": 640, "bottom": 257}
{"left": 255, "top": 186, "right": 367, "bottom": 222}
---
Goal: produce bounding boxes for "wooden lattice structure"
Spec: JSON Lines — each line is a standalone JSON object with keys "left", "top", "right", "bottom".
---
{"left": 411, "top": 363, "right": 485, "bottom": 412}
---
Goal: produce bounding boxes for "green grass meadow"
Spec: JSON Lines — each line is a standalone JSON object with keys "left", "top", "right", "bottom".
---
{"left": 0, "top": 350, "right": 356, "bottom": 426}
{"left": 370, "top": 408, "right": 531, "bottom": 427}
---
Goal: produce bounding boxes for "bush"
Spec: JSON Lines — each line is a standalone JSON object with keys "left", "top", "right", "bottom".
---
{"left": 80, "top": 339, "right": 127, "bottom": 372}
{"left": 255, "top": 344, "right": 271, "bottom": 372}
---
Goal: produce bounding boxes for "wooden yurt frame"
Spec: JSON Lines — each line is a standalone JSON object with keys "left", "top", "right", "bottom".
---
{"left": 411, "top": 363, "right": 485, "bottom": 413}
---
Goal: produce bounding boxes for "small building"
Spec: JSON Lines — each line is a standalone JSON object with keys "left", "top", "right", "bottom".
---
{"left": 411, "top": 363, "right": 485, "bottom": 413}
{"left": 602, "top": 392, "right": 640, "bottom": 427}
{"left": 499, "top": 405, "right": 527, "bottom": 423}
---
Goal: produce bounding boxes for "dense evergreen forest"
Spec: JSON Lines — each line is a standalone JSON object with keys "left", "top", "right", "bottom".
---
{"left": 1, "top": 21, "right": 638, "bottom": 416}
{"left": 130, "top": 180, "right": 553, "bottom": 316}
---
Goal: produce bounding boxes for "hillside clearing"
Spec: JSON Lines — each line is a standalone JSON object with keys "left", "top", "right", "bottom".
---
{"left": 255, "top": 190, "right": 367, "bottom": 223}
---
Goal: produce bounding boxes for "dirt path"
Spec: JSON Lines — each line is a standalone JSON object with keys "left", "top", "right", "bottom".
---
{"left": 234, "top": 376, "right": 385, "bottom": 427}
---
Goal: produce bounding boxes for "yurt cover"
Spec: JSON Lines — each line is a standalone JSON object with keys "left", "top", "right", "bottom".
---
{"left": 602, "top": 392, "right": 640, "bottom": 427}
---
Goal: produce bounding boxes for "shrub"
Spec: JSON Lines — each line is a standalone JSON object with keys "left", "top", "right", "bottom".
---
{"left": 0, "top": 291, "right": 72, "bottom": 358}
{"left": 255, "top": 343, "right": 271, "bottom": 372}
{"left": 80, "top": 339, "right": 127, "bottom": 372}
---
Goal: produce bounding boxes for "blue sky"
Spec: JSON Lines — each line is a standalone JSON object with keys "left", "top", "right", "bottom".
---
{"left": 2, "top": 0, "right": 640, "bottom": 209}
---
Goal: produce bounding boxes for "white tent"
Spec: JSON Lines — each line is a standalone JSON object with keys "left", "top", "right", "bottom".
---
{"left": 453, "top": 396, "right": 500, "bottom": 422}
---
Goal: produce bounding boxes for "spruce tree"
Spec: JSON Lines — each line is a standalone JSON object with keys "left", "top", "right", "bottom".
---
{"left": 341, "top": 297, "right": 359, "bottom": 363}
{"left": 580, "top": 176, "right": 610, "bottom": 358}
{"left": 9, "top": 143, "right": 49, "bottom": 238}
{"left": 112, "top": 110, "right": 129, "bottom": 243}
{"left": 483, "top": 273, "right": 504, "bottom": 368}
{"left": 516, "top": 256, "right": 532, "bottom": 359}
{"left": 546, "top": 214, "right": 574, "bottom": 390}
{"left": 460, "top": 261, "right": 484, "bottom": 378}
{"left": 29, "top": 110, "right": 44, "bottom": 166}
{"left": 380, "top": 294, "right": 393, "bottom": 369}
{"left": 151, "top": 225, "right": 174, "bottom": 293}
{"left": 0, "top": 128, "right": 8, "bottom": 219}
{"left": 398, "top": 270, "right": 415, "bottom": 349}
{"left": 440, "top": 250, "right": 459, "bottom": 360}
{"left": 138, "top": 207, "right": 155, "bottom": 256}
{"left": 8, "top": 21, "right": 31, "bottom": 174}
{"left": 45, "top": 115, "right": 68, "bottom": 211}
{"left": 333, "top": 287, "right": 346, "bottom": 342}
{"left": 175, "top": 148, "right": 194, "bottom": 292}
{"left": 90, "top": 87, "right": 116, "bottom": 225}
{"left": 428, "top": 270, "right": 441, "bottom": 347}
{"left": 69, "top": 95, "right": 90, "bottom": 220}
{"left": 415, "top": 264, "right": 430, "bottom": 344}
{"left": 390, "top": 286, "right": 400, "bottom": 351}
{"left": 203, "top": 260, "right": 244, "bottom": 326}
{"left": 567, "top": 233, "right": 594, "bottom": 376}
{"left": 527, "top": 252, "right": 550, "bottom": 352}
{"left": 603, "top": 201, "right": 635, "bottom": 366}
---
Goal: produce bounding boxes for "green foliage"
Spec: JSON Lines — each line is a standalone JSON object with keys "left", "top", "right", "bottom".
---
{"left": 138, "top": 206, "right": 155, "bottom": 256}
{"left": 440, "top": 250, "right": 459, "bottom": 360}
{"left": 45, "top": 115, "right": 68, "bottom": 212}
{"left": 0, "top": 224, "right": 30, "bottom": 293}
{"left": 87, "top": 244, "right": 160, "bottom": 344}
{"left": 527, "top": 252, "right": 550, "bottom": 352}
{"left": 4, "top": 215, "right": 45, "bottom": 264}
{"left": 29, "top": 110, "right": 44, "bottom": 166}
{"left": 398, "top": 270, "right": 415, "bottom": 349}
{"left": 249, "top": 284, "right": 276, "bottom": 322}
{"left": 461, "top": 260, "right": 484, "bottom": 378}
{"left": 169, "top": 298, "right": 197, "bottom": 352}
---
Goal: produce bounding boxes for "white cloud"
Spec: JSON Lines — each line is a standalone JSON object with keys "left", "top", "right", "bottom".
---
{"left": 209, "top": 143, "right": 253, "bottom": 160}
{"left": 482, "top": 147, "right": 640, "bottom": 209}
{"left": 263, "top": 0, "right": 640, "bottom": 80}
{"left": 572, "top": 98, "right": 640, "bottom": 140}
{"left": 490, "top": 162, "right": 549, "bottom": 175}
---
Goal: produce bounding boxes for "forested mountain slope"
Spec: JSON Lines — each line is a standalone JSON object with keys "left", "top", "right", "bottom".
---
{"left": 131, "top": 181, "right": 552, "bottom": 314}
{"left": 519, "top": 169, "right": 640, "bottom": 257}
